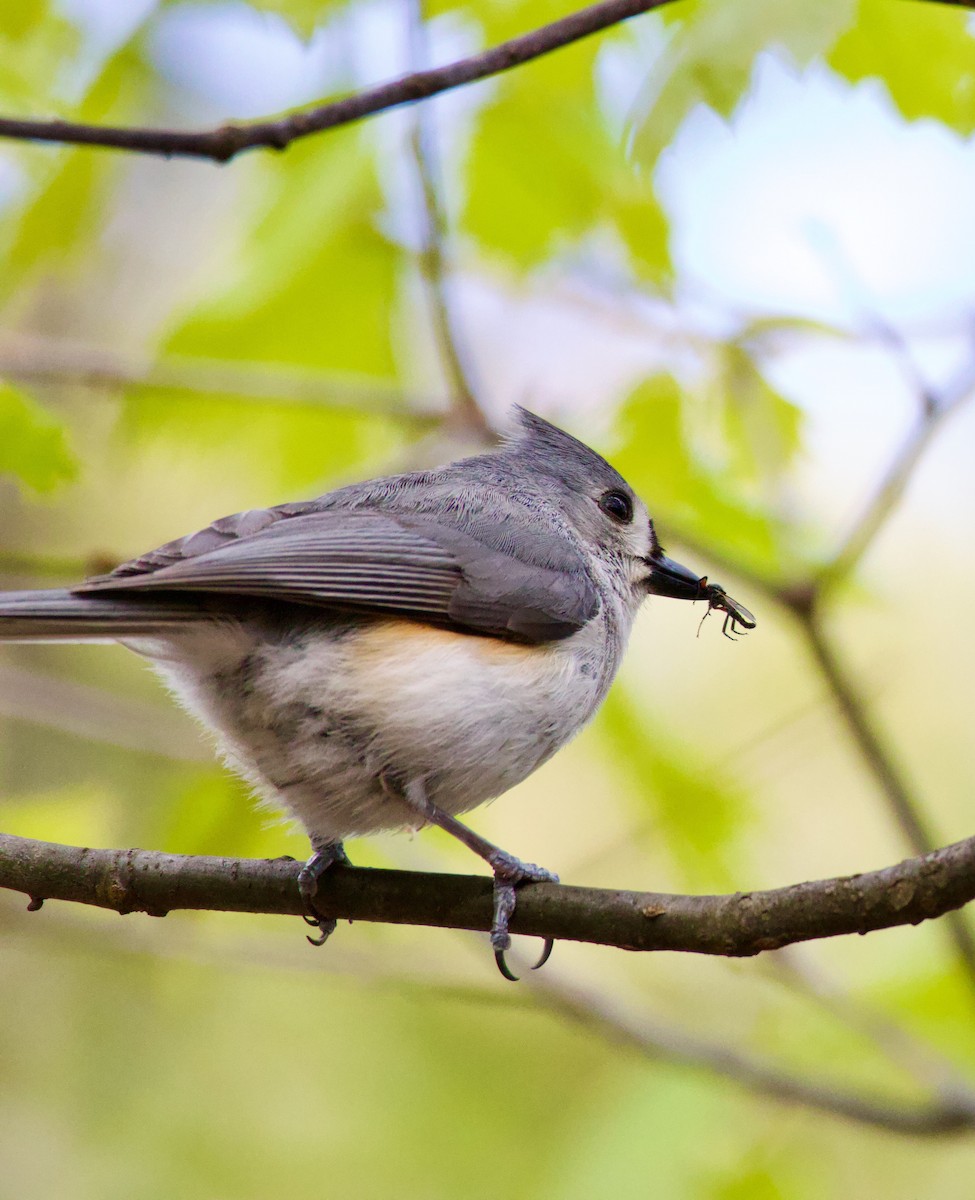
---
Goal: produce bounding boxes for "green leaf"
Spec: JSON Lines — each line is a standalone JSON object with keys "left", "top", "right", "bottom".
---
{"left": 113, "top": 389, "right": 409, "bottom": 502}
{"left": 166, "top": 132, "right": 401, "bottom": 378}
{"left": 223, "top": 0, "right": 345, "bottom": 39}
{"left": 828, "top": 0, "right": 975, "bottom": 133}
{"left": 631, "top": 0, "right": 858, "bottom": 167}
{"left": 0, "top": 2, "right": 79, "bottom": 110}
{"left": 612, "top": 373, "right": 785, "bottom": 571}
{"left": 0, "top": 41, "right": 148, "bottom": 300}
{"left": 0, "top": 381, "right": 78, "bottom": 493}
{"left": 0, "top": 0, "right": 51, "bottom": 41}
{"left": 465, "top": 38, "right": 671, "bottom": 280}
{"left": 713, "top": 342, "right": 805, "bottom": 484}
{"left": 596, "top": 687, "right": 749, "bottom": 884}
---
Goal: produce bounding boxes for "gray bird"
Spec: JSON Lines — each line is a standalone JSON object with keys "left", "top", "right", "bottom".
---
{"left": 0, "top": 408, "right": 753, "bottom": 977}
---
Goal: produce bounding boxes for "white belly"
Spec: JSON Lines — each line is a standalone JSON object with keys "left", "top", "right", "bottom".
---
{"left": 146, "top": 614, "right": 617, "bottom": 844}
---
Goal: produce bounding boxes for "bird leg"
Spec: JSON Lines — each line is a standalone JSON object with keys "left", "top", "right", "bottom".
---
{"left": 402, "top": 779, "right": 558, "bottom": 981}
{"left": 297, "top": 838, "right": 350, "bottom": 946}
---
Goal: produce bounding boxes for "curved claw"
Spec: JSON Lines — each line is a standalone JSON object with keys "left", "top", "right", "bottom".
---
{"left": 305, "top": 918, "right": 337, "bottom": 948}
{"left": 494, "top": 947, "right": 520, "bottom": 982}
{"left": 297, "top": 841, "right": 348, "bottom": 948}
{"left": 531, "top": 938, "right": 555, "bottom": 971}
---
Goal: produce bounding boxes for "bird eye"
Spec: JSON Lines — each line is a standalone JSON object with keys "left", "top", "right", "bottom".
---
{"left": 598, "top": 489, "right": 633, "bottom": 524}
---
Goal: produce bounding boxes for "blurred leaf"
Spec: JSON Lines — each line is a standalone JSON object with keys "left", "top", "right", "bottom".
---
{"left": 222, "top": 0, "right": 347, "bottom": 39}
{"left": 114, "top": 392, "right": 407, "bottom": 500}
{"left": 828, "top": 0, "right": 975, "bottom": 133}
{"left": 631, "top": 0, "right": 857, "bottom": 166}
{"left": 423, "top": 0, "right": 583, "bottom": 43}
{"left": 0, "top": 150, "right": 105, "bottom": 296}
{"left": 152, "top": 767, "right": 276, "bottom": 859}
{"left": 709, "top": 1163, "right": 787, "bottom": 1200}
{"left": 0, "top": 0, "right": 50, "bottom": 41}
{"left": 713, "top": 342, "right": 804, "bottom": 484}
{"left": 167, "top": 132, "right": 401, "bottom": 378}
{"left": 0, "top": 2, "right": 79, "bottom": 110}
{"left": 880, "top": 963, "right": 975, "bottom": 1068}
{"left": 0, "top": 41, "right": 148, "bottom": 298}
{"left": 465, "top": 38, "right": 671, "bottom": 280}
{"left": 596, "top": 687, "right": 749, "bottom": 885}
{"left": 0, "top": 381, "right": 78, "bottom": 493}
{"left": 613, "top": 373, "right": 786, "bottom": 572}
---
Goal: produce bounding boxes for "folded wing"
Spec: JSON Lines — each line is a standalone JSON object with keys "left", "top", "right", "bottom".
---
{"left": 77, "top": 508, "right": 599, "bottom": 643}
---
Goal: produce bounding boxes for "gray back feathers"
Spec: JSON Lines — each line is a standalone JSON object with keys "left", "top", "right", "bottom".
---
{"left": 2, "top": 410, "right": 634, "bottom": 645}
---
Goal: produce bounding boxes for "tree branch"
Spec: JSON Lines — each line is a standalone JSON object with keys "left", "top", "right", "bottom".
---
{"left": 0, "top": 333, "right": 440, "bottom": 421}
{"left": 0, "top": 0, "right": 677, "bottom": 162}
{"left": 4, "top": 831, "right": 975, "bottom": 957}
{"left": 527, "top": 972, "right": 975, "bottom": 1136}
{"left": 405, "top": 0, "right": 494, "bottom": 444}
{"left": 818, "top": 334, "right": 975, "bottom": 591}
{"left": 795, "top": 614, "right": 975, "bottom": 990}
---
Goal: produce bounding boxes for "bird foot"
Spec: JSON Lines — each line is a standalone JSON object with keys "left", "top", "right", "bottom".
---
{"left": 487, "top": 852, "right": 559, "bottom": 982}
{"left": 297, "top": 841, "right": 350, "bottom": 947}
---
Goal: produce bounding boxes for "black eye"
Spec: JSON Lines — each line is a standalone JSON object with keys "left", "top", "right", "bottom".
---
{"left": 598, "top": 489, "right": 633, "bottom": 524}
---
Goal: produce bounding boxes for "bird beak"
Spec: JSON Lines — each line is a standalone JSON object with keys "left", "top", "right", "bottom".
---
{"left": 644, "top": 553, "right": 707, "bottom": 601}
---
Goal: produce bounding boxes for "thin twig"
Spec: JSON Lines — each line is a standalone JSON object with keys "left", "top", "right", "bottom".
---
{"left": 820, "top": 349, "right": 975, "bottom": 590}
{"left": 0, "top": 334, "right": 438, "bottom": 421}
{"left": 766, "top": 947, "right": 973, "bottom": 1100}
{"left": 0, "top": 0, "right": 678, "bottom": 162}
{"left": 797, "top": 614, "right": 975, "bottom": 990}
{"left": 0, "top": 665, "right": 207, "bottom": 761}
{"left": 7, "top": 895, "right": 973, "bottom": 1136}
{"left": 404, "top": 0, "right": 494, "bottom": 443}
{"left": 0, "top": 0, "right": 970, "bottom": 163}
{"left": 525, "top": 971, "right": 975, "bottom": 1136}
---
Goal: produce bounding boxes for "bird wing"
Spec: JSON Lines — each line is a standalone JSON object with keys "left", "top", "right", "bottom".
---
{"left": 77, "top": 508, "right": 599, "bottom": 643}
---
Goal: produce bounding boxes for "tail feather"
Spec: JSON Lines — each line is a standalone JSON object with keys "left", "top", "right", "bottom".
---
{"left": 0, "top": 588, "right": 203, "bottom": 642}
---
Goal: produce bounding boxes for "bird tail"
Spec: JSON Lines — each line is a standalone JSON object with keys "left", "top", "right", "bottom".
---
{"left": 0, "top": 588, "right": 202, "bottom": 642}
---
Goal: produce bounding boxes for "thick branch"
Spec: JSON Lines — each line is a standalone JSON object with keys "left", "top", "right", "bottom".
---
{"left": 4, "top": 831, "right": 975, "bottom": 956}
{"left": 0, "top": 0, "right": 676, "bottom": 162}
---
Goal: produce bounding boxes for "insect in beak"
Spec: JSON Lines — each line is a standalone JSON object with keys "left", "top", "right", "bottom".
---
{"left": 645, "top": 553, "right": 756, "bottom": 639}
{"left": 698, "top": 581, "right": 756, "bottom": 640}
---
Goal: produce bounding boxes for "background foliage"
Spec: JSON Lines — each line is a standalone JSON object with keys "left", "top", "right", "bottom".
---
{"left": 2, "top": 1, "right": 975, "bottom": 1196}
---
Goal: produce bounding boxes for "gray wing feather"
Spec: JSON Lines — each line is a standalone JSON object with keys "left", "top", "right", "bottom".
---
{"left": 0, "top": 589, "right": 215, "bottom": 641}
{"left": 78, "top": 508, "right": 599, "bottom": 642}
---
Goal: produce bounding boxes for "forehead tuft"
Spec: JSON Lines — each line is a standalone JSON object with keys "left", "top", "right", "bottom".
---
{"left": 504, "top": 407, "right": 633, "bottom": 495}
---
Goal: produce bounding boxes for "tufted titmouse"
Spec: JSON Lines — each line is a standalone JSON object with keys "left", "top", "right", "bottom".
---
{"left": 0, "top": 408, "right": 753, "bottom": 977}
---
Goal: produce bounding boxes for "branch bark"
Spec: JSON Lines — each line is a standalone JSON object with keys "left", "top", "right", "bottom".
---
{"left": 0, "top": 0, "right": 676, "bottom": 162}
{"left": 4, "top": 831, "right": 975, "bottom": 956}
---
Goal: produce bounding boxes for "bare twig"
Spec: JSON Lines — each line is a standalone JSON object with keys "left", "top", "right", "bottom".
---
{"left": 0, "top": 334, "right": 438, "bottom": 421}
{"left": 820, "top": 349, "right": 975, "bottom": 590}
{"left": 526, "top": 971, "right": 975, "bottom": 1136}
{"left": 0, "top": 665, "right": 207, "bottom": 760}
{"left": 0, "top": 0, "right": 970, "bottom": 163}
{"left": 4, "top": 831, "right": 975, "bottom": 957}
{"left": 795, "top": 615, "right": 975, "bottom": 988}
{"left": 7, "top": 895, "right": 972, "bottom": 1137}
{"left": 0, "top": 0, "right": 677, "bottom": 162}
{"left": 766, "top": 948, "right": 973, "bottom": 1100}
{"left": 404, "top": 0, "right": 494, "bottom": 444}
